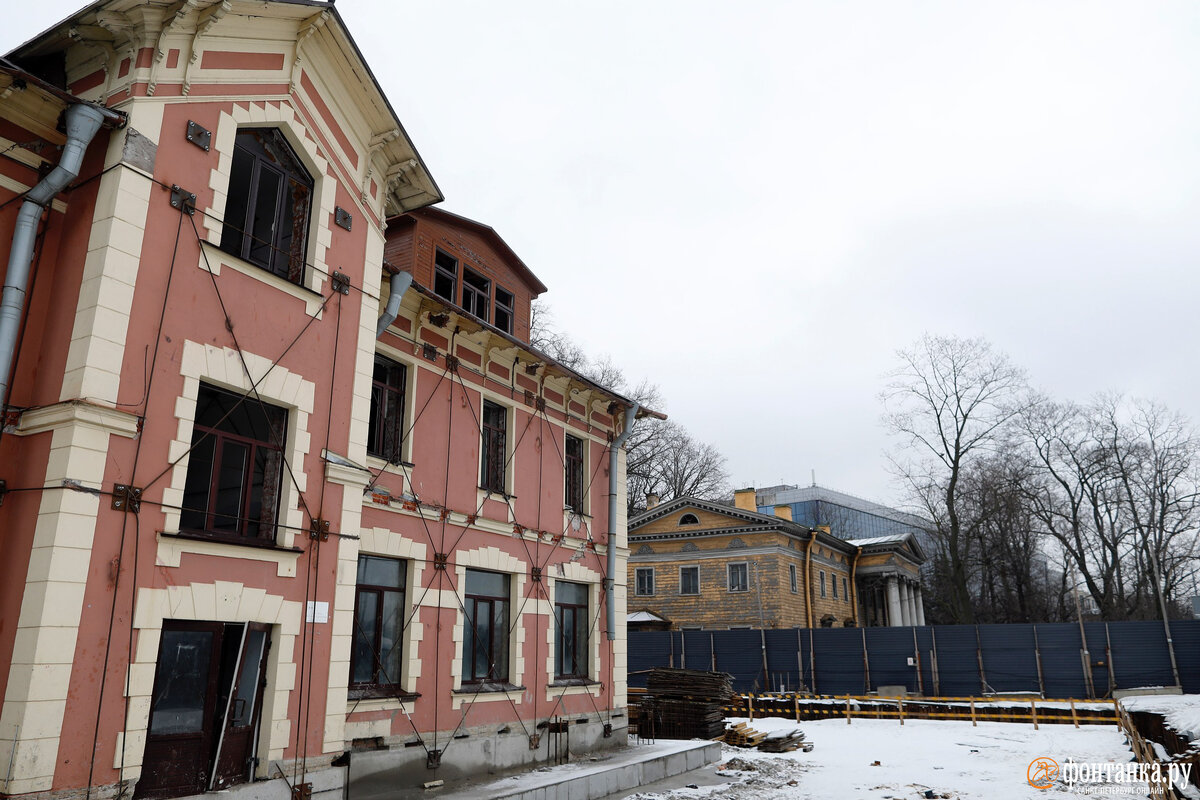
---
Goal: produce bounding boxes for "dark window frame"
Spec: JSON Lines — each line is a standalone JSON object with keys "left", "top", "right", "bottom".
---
{"left": 820, "top": 570, "right": 827, "bottom": 598}
{"left": 553, "top": 581, "right": 589, "bottom": 680}
{"left": 434, "top": 249, "right": 458, "bottom": 302}
{"left": 368, "top": 355, "right": 407, "bottom": 463}
{"left": 634, "top": 567, "right": 655, "bottom": 596}
{"left": 564, "top": 434, "right": 584, "bottom": 512}
{"left": 180, "top": 383, "right": 286, "bottom": 544}
{"left": 727, "top": 562, "right": 749, "bottom": 593}
{"left": 679, "top": 565, "right": 700, "bottom": 595}
{"left": 493, "top": 286, "right": 515, "bottom": 334}
{"left": 349, "top": 555, "right": 408, "bottom": 698}
{"left": 218, "top": 127, "right": 312, "bottom": 285}
{"left": 463, "top": 569, "right": 510, "bottom": 685}
{"left": 481, "top": 400, "right": 507, "bottom": 495}
{"left": 842, "top": 576, "right": 849, "bottom": 601}
{"left": 789, "top": 563, "right": 798, "bottom": 593}
{"left": 461, "top": 267, "right": 491, "bottom": 322}
{"left": 679, "top": 513, "right": 700, "bottom": 525}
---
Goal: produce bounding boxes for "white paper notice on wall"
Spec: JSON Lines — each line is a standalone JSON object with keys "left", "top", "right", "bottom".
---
{"left": 306, "top": 601, "right": 329, "bottom": 623}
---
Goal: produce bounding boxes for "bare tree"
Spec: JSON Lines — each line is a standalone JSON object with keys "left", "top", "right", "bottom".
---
{"left": 883, "top": 334, "right": 1029, "bottom": 623}
{"left": 531, "top": 300, "right": 729, "bottom": 514}
{"left": 1021, "top": 396, "right": 1200, "bottom": 620}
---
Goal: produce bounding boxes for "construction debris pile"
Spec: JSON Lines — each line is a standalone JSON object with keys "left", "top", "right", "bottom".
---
{"left": 640, "top": 668, "right": 735, "bottom": 739}
{"left": 724, "top": 721, "right": 811, "bottom": 753}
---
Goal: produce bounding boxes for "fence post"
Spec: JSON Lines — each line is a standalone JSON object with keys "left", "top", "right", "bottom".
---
{"left": 898, "top": 697, "right": 904, "bottom": 726}
{"left": 1030, "top": 699, "right": 1038, "bottom": 730}
{"left": 1070, "top": 698, "right": 1079, "bottom": 728}
{"left": 970, "top": 698, "right": 977, "bottom": 727}
{"left": 845, "top": 695, "right": 851, "bottom": 725}
{"left": 1032, "top": 625, "right": 1046, "bottom": 698}
{"left": 794, "top": 694, "right": 799, "bottom": 722}
{"left": 749, "top": 694, "right": 754, "bottom": 721}
{"left": 711, "top": 632, "right": 717, "bottom": 673}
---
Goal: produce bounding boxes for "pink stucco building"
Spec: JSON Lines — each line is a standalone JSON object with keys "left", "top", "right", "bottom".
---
{"left": 0, "top": 3, "right": 649, "bottom": 799}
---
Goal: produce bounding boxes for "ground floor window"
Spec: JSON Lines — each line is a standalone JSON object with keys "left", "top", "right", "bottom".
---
{"left": 554, "top": 581, "right": 589, "bottom": 679}
{"left": 464, "top": 569, "right": 510, "bottom": 684}
{"left": 350, "top": 555, "right": 407, "bottom": 697}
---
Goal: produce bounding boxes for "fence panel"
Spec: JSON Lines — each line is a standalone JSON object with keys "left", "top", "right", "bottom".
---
{"left": 1105, "top": 620, "right": 1175, "bottom": 692}
{"left": 627, "top": 630, "right": 670, "bottom": 688}
{"left": 710, "top": 629, "right": 766, "bottom": 691}
{"left": 977, "top": 624, "right": 1040, "bottom": 694}
{"left": 809, "top": 627, "right": 865, "bottom": 695}
{"left": 1170, "top": 620, "right": 1200, "bottom": 694}
{"left": 681, "top": 629, "right": 714, "bottom": 673}
{"left": 863, "top": 626, "right": 920, "bottom": 693}
{"left": 764, "top": 628, "right": 804, "bottom": 693}
{"left": 927, "top": 625, "right": 982, "bottom": 696}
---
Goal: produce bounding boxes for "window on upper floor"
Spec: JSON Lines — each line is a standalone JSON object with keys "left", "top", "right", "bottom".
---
{"left": 679, "top": 513, "right": 700, "bottom": 525}
{"left": 820, "top": 570, "right": 827, "bottom": 597}
{"left": 789, "top": 563, "right": 798, "bottom": 593}
{"left": 494, "top": 286, "right": 514, "bottom": 334}
{"left": 635, "top": 567, "right": 655, "bottom": 596}
{"left": 462, "top": 267, "right": 491, "bottom": 321}
{"left": 463, "top": 569, "right": 510, "bottom": 684}
{"left": 220, "top": 128, "right": 312, "bottom": 285}
{"left": 368, "top": 355, "right": 407, "bottom": 463}
{"left": 434, "top": 249, "right": 457, "bottom": 302}
{"left": 680, "top": 565, "right": 699, "bottom": 595}
{"left": 554, "top": 581, "right": 589, "bottom": 680}
{"left": 728, "top": 562, "right": 748, "bottom": 593}
{"left": 181, "top": 383, "right": 286, "bottom": 543}
{"left": 842, "top": 576, "right": 849, "bottom": 601}
{"left": 350, "top": 555, "right": 407, "bottom": 697}
{"left": 564, "top": 434, "right": 584, "bottom": 512}
{"left": 832, "top": 573, "right": 839, "bottom": 598}
{"left": 481, "top": 400, "right": 508, "bottom": 495}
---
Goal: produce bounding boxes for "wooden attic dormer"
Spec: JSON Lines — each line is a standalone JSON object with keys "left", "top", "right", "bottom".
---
{"left": 384, "top": 207, "right": 548, "bottom": 344}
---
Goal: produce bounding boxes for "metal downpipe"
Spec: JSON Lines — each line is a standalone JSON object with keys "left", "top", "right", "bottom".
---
{"left": 0, "top": 103, "right": 109, "bottom": 410}
{"left": 606, "top": 402, "right": 639, "bottom": 640}
{"left": 375, "top": 270, "right": 413, "bottom": 338}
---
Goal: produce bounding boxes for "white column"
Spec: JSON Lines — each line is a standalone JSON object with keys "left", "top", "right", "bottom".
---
{"left": 914, "top": 586, "right": 926, "bottom": 626}
{"left": 886, "top": 577, "right": 903, "bottom": 627}
{"left": 900, "top": 580, "right": 913, "bottom": 626}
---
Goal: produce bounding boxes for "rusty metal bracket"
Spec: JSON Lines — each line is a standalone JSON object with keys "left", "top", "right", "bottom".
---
{"left": 169, "top": 185, "right": 196, "bottom": 215}
{"left": 310, "top": 517, "right": 331, "bottom": 541}
{"left": 524, "top": 390, "right": 535, "bottom": 406}
{"left": 331, "top": 271, "right": 351, "bottom": 295}
{"left": 429, "top": 312, "right": 449, "bottom": 328}
{"left": 531, "top": 566, "right": 542, "bottom": 583}
{"left": 603, "top": 723, "right": 613, "bottom": 738}
{"left": 111, "top": 483, "right": 142, "bottom": 513}
{"left": 185, "top": 120, "right": 211, "bottom": 151}
{"left": 535, "top": 397, "right": 546, "bottom": 412}
{"left": 444, "top": 354, "right": 459, "bottom": 373}
{"left": 334, "top": 206, "right": 353, "bottom": 231}
{"left": 426, "top": 749, "right": 441, "bottom": 769}
{"left": 433, "top": 552, "right": 449, "bottom": 571}
{"left": 528, "top": 734, "right": 540, "bottom": 750}
{"left": 290, "top": 782, "right": 312, "bottom": 800}
{"left": 422, "top": 343, "right": 438, "bottom": 361}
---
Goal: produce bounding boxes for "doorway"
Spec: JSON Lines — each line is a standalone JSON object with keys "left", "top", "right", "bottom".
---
{"left": 135, "top": 621, "right": 271, "bottom": 799}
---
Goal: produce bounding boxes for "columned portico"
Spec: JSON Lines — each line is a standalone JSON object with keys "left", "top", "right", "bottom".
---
{"left": 886, "top": 576, "right": 903, "bottom": 627}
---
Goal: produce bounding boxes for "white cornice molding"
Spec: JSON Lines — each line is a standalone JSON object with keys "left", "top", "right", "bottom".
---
{"left": 16, "top": 401, "right": 139, "bottom": 438}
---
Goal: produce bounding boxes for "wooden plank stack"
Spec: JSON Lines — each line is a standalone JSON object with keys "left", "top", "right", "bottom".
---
{"left": 723, "top": 721, "right": 767, "bottom": 747}
{"left": 642, "top": 668, "right": 735, "bottom": 740}
{"left": 757, "top": 727, "right": 811, "bottom": 753}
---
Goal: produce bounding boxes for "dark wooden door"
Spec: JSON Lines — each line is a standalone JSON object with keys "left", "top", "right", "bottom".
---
{"left": 136, "top": 621, "right": 224, "bottom": 799}
{"left": 210, "top": 623, "right": 271, "bottom": 789}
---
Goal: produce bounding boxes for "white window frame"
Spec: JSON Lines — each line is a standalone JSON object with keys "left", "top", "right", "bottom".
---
{"left": 634, "top": 567, "right": 655, "bottom": 596}
{"left": 679, "top": 565, "right": 700, "bottom": 595}
{"left": 727, "top": 562, "right": 749, "bottom": 593}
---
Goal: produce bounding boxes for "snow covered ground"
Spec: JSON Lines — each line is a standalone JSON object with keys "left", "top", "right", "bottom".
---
{"left": 627, "top": 716, "right": 1148, "bottom": 800}
{"left": 1121, "top": 694, "right": 1200, "bottom": 740}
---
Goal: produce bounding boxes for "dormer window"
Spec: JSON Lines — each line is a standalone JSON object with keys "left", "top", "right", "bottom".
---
{"left": 494, "top": 286, "right": 514, "bottom": 334}
{"left": 434, "top": 249, "right": 457, "bottom": 301}
{"left": 220, "top": 128, "right": 312, "bottom": 284}
{"left": 679, "top": 513, "right": 699, "bottom": 525}
{"left": 462, "top": 268, "right": 490, "bottom": 321}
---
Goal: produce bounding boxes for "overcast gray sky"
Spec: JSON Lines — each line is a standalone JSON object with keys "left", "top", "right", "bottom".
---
{"left": 11, "top": 2, "right": 1200, "bottom": 506}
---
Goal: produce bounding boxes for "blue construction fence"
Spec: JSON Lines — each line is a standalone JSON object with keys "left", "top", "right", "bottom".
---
{"left": 627, "top": 620, "right": 1200, "bottom": 698}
